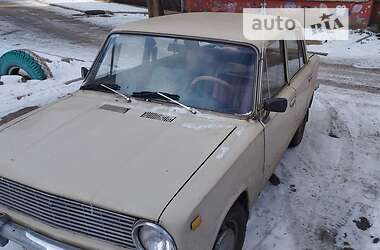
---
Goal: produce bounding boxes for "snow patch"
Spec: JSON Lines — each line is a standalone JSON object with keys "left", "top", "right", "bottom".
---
{"left": 215, "top": 146, "right": 229, "bottom": 160}
{"left": 149, "top": 106, "right": 190, "bottom": 116}
{"left": 308, "top": 31, "right": 380, "bottom": 68}
{"left": 0, "top": 15, "right": 97, "bottom": 119}
{"left": 40, "top": 0, "right": 147, "bottom": 13}
{"left": 182, "top": 123, "right": 233, "bottom": 130}
{"left": 235, "top": 128, "right": 244, "bottom": 136}
{"left": 39, "top": 0, "right": 148, "bottom": 28}
{"left": 0, "top": 25, "right": 93, "bottom": 118}
{"left": 243, "top": 85, "right": 380, "bottom": 250}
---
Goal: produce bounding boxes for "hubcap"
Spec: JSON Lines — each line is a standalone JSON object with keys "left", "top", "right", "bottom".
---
{"left": 8, "top": 67, "right": 31, "bottom": 79}
{"left": 214, "top": 226, "right": 236, "bottom": 250}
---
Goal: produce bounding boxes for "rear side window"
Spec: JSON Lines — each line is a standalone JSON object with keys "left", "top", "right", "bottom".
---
{"left": 262, "top": 41, "right": 286, "bottom": 100}
{"left": 286, "top": 40, "right": 304, "bottom": 79}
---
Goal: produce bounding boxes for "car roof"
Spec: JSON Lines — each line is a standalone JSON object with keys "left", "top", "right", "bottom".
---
{"left": 111, "top": 12, "right": 299, "bottom": 49}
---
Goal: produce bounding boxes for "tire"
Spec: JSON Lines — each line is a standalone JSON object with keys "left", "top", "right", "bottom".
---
{"left": 0, "top": 49, "right": 52, "bottom": 80}
{"left": 213, "top": 201, "right": 248, "bottom": 250}
{"left": 289, "top": 110, "right": 308, "bottom": 148}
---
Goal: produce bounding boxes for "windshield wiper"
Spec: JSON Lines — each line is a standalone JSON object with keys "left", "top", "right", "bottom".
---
{"left": 132, "top": 91, "right": 197, "bottom": 114}
{"left": 81, "top": 83, "right": 120, "bottom": 91}
{"left": 81, "top": 83, "right": 131, "bottom": 103}
{"left": 158, "top": 92, "right": 198, "bottom": 114}
{"left": 100, "top": 84, "right": 131, "bottom": 102}
{"left": 132, "top": 91, "right": 180, "bottom": 101}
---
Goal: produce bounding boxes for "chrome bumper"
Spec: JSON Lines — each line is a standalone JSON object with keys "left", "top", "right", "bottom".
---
{"left": 0, "top": 213, "right": 79, "bottom": 250}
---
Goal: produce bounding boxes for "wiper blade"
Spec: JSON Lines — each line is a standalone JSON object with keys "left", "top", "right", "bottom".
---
{"left": 81, "top": 83, "right": 131, "bottom": 102}
{"left": 132, "top": 91, "right": 180, "bottom": 101}
{"left": 157, "top": 92, "right": 197, "bottom": 114}
{"left": 100, "top": 84, "right": 131, "bottom": 103}
{"left": 81, "top": 83, "right": 121, "bottom": 91}
{"left": 132, "top": 91, "right": 197, "bottom": 114}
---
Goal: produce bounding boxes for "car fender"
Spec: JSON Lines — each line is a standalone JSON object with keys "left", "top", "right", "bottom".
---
{"left": 158, "top": 121, "right": 265, "bottom": 250}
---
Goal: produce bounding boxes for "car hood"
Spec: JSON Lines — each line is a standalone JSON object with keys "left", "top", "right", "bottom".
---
{"left": 0, "top": 91, "right": 236, "bottom": 220}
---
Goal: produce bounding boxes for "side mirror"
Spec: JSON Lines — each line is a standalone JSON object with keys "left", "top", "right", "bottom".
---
{"left": 81, "top": 67, "right": 89, "bottom": 79}
{"left": 263, "top": 98, "right": 288, "bottom": 113}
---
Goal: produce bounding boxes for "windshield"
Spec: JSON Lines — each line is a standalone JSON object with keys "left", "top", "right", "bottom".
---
{"left": 84, "top": 34, "right": 258, "bottom": 115}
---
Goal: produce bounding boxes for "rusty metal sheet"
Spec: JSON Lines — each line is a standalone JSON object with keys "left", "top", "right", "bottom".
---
{"left": 184, "top": 0, "right": 374, "bottom": 29}
{"left": 370, "top": 0, "right": 380, "bottom": 24}
{"left": 305, "top": 0, "right": 370, "bottom": 3}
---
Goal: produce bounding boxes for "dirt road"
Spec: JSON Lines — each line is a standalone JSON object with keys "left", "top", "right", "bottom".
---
{"left": 0, "top": 0, "right": 110, "bottom": 47}
{"left": 319, "top": 63, "right": 380, "bottom": 94}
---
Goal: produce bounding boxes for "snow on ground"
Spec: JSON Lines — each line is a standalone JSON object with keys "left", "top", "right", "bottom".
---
{"left": 244, "top": 85, "right": 380, "bottom": 250}
{"left": 0, "top": 20, "right": 97, "bottom": 60}
{"left": 308, "top": 31, "right": 380, "bottom": 69}
{"left": 38, "top": 0, "right": 148, "bottom": 28}
{"left": 75, "top": 11, "right": 147, "bottom": 28}
{"left": 0, "top": 0, "right": 147, "bottom": 123}
{"left": 0, "top": 64, "right": 82, "bottom": 119}
{"left": 40, "top": 0, "right": 147, "bottom": 13}
{"left": 0, "top": 20, "right": 95, "bottom": 119}
{"left": 2, "top": 0, "right": 45, "bottom": 7}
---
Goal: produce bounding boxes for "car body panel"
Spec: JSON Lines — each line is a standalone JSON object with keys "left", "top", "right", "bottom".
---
{"left": 290, "top": 52, "right": 320, "bottom": 124}
{"left": 0, "top": 90, "right": 237, "bottom": 220}
{"left": 159, "top": 120, "right": 265, "bottom": 249}
{"left": 261, "top": 85, "right": 297, "bottom": 179}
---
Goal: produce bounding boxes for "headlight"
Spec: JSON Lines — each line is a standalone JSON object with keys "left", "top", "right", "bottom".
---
{"left": 132, "top": 221, "right": 176, "bottom": 250}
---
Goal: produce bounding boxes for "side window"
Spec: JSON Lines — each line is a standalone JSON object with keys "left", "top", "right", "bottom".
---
{"left": 96, "top": 40, "right": 115, "bottom": 78}
{"left": 286, "top": 40, "right": 305, "bottom": 79}
{"left": 96, "top": 36, "right": 144, "bottom": 80}
{"left": 262, "top": 41, "right": 286, "bottom": 100}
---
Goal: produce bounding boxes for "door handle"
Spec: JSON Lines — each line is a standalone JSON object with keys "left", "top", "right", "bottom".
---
{"left": 289, "top": 96, "right": 296, "bottom": 107}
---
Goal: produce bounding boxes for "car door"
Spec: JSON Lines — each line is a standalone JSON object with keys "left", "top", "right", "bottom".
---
{"left": 260, "top": 41, "right": 298, "bottom": 179}
{"left": 286, "top": 40, "right": 314, "bottom": 124}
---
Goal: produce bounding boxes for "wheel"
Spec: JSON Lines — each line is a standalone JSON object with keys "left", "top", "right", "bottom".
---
{"left": 213, "top": 201, "right": 248, "bottom": 250}
{"left": 289, "top": 110, "right": 308, "bottom": 148}
{"left": 0, "top": 49, "right": 52, "bottom": 80}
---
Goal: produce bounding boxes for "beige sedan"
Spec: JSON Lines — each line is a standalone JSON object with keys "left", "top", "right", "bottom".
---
{"left": 0, "top": 13, "right": 318, "bottom": 250}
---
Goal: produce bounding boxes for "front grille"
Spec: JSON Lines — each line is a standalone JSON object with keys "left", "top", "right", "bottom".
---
{"left": 141, "top": 112, "right": 176, "bottom": 122}
{"left": 0, "top": 177, "right": 138, "bottom": 249}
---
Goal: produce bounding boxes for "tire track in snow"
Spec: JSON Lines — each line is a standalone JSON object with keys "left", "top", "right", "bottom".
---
{"left": 244, "top": 85, "right": 380, "bottom": 250}
{"left": 319, "top": 79, "right": 380, "bottom": 95}
{"left": 319, "top": 63, "right": 380, "bottom": 95}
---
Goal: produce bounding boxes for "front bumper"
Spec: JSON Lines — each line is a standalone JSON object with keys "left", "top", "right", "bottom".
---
{"left": 0, "top": 213, "right": 79, "bottom": 250}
